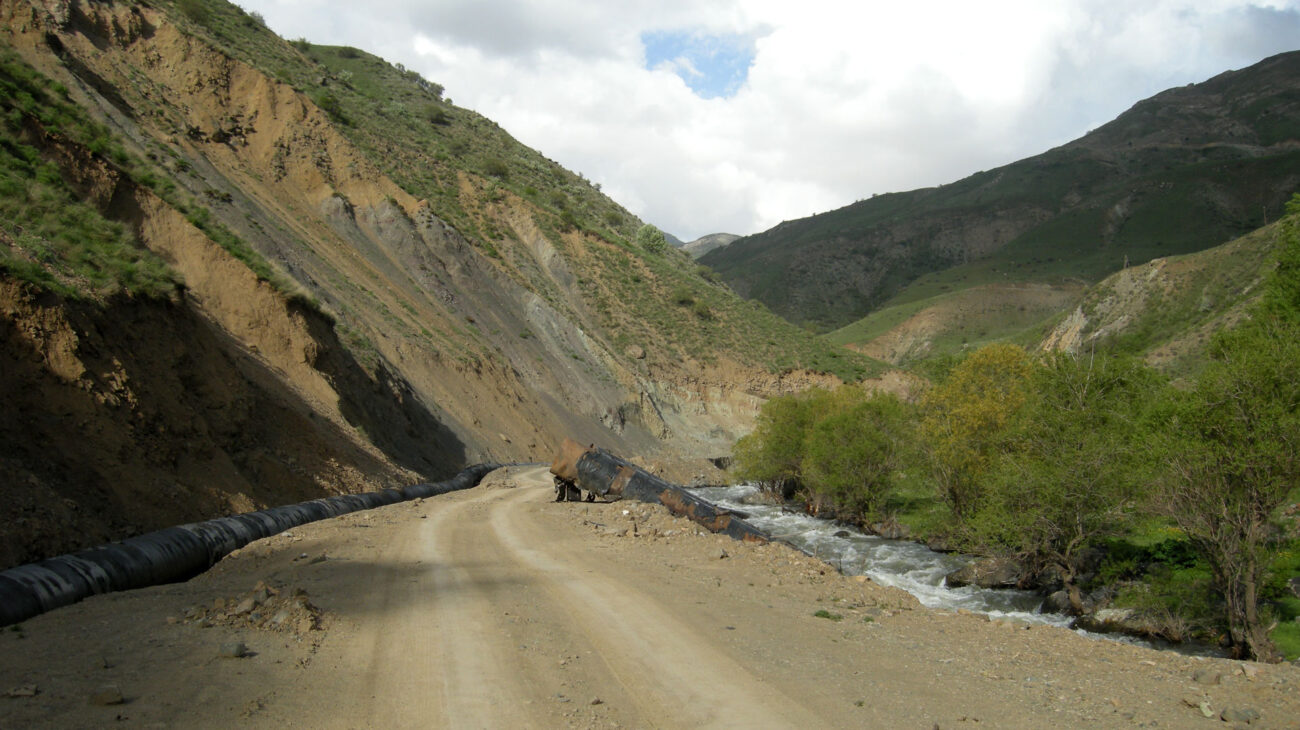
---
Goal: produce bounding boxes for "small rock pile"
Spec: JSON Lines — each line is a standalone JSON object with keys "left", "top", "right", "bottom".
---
{"left": 176, "top": 581, "right": 323, "bottom": 637}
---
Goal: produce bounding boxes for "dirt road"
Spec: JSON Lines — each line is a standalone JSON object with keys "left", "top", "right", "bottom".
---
{"left": 3, "top": 466, "right": 1299, "bottom": 728}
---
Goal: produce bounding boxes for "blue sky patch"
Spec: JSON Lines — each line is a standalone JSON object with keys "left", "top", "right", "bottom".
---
{"left": 642, "top": 30, "right": 756, "bottom": 99}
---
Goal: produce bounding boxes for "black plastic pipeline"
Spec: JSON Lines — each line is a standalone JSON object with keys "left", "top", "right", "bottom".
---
{"left": 572, "top": 449, "right": 771, "bottom": 544}
{"left": 0, "top": 463, "right": 501, "bottom": 627}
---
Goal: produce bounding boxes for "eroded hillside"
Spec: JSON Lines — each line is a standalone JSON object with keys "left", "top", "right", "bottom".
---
{"left": 0, "top": 0, "right": 879, "bottom": 567}
{"left": 1041, "top": 221, "right": 1283, "bottom": 376}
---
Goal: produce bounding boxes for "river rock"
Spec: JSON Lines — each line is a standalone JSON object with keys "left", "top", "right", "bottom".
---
{"left": 1073, "top": 608, "right": 1162, "bottom": 638}
{"left": 944, "top": 558, "right": 1023, "bottom": 589}
{"left": 925, "top": 535, "right": 954, "bottom": 553}
{"left": 1042, "top": 590, "right": 1073, "bottom": 614}
{"left": 870, "top": 521, "right": 910, "bottom": 540}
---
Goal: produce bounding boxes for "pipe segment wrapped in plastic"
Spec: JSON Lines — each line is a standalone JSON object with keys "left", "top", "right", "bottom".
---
{"left": 552, "top": 439, "right": 770, "bottom": 544}
{"left": 0, "top": 463, "right": 501, "bottom": 627}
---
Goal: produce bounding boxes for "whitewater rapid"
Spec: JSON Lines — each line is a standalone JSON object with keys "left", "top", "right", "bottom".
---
{"left": 693, "top": 484, "right": 1070, "bottom": 628}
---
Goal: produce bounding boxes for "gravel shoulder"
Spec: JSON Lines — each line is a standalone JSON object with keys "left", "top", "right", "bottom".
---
{"left": 2, "top": 466, "right": 1298, "bottom": 729}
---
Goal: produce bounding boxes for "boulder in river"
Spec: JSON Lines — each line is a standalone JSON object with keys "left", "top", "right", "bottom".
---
{"left": 870, "top": 520, "right": 911, "bottom": 540}
{"left": 944, "top": 557, "right": 1023, "bottom": 589}
{"left": 1072, "top": 608, "right": 1165, "bottom": 639}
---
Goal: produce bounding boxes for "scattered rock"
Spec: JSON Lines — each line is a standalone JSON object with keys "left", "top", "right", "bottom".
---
{"left": 1220, "top": 707, "right": 1260, "bottom": 724}
{"left": 219, "top": 641, "right": 249, "bottom": 658}
{"left": 717, "top": 549, "right": 729, "bottom": 559}
{"left": 625, "top": 345, "right": 645, "bottom": 360}
{"left": 590, "top": 697, "right": 604, "bottom": 706}
{"left": 5, "top": 684, "right": 38, "bottom": 698}
{"left": 852, "top": 575, "right": 869, "bottom": 584}
{"left": 1192, "top": 668, "right": 1221, "bottom": 685}
{"left": 88, "top": 687, "right": 124, "bottom": 706}
{"left": 1238, "top": 663, "right": 1260, "bottom": 681}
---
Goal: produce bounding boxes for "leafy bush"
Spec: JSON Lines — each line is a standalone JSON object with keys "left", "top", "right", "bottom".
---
{"left": 177, "top": 0, "right": 209, "bottom": 24}
{"left": 636, "top": 224, "right": 668, "bottom": 254}
{"left": 311, "top": 91, "right": 345, "bottom": 123}
{"left": 483, "top": 157, "right": 509, "bottom": 179}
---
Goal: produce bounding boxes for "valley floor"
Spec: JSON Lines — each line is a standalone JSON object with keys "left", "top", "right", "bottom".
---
{"left": 2, "top": 467, "right": 1298, "bottom": 729}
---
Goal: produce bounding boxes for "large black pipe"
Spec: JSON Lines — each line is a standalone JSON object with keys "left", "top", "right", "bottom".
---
{"left": 0, "top": 463, "right": 501, "bottom": 627}
{"left": 571, "top": 448, "right": 771, "bottom": 544}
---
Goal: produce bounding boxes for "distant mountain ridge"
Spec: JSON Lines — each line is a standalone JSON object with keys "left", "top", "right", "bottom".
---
{"left": 702, "top": 51, "right": 1300, "bottom": 331}
{"left": 684, "top": 233, "right": 740, "bottom": 258}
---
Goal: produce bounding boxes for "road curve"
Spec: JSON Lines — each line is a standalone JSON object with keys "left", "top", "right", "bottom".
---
{"left": 325, "top": 466, "right": 820, "bottom": 729}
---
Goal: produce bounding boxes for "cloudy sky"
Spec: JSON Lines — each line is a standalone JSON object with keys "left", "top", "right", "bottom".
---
{"left": 239, "top": 0, "right": 1300, "bottom": 240}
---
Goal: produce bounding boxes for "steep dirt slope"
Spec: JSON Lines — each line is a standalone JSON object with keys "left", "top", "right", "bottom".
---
{"left": 0, "top": 0, "right": 880, "bottom": 566}
{"left": 3, "top": 0, "right": 857, "bottom": 455}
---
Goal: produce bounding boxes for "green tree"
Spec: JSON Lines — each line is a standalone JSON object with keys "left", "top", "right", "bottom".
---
{"left": 1150, "top": 207, "right": 1300, "bottom": 662}
{"left": 919, "top": 343, "right": 1033, "bottom": 518}
{"left": 967, "top": 353, "right": 1161, "bottom": 612}
{"left": 1153, "top": 322, "right": 1300, "bottom": 662}
{"left": 802, "top": 391, "right": 910, "bottom": 518}
{"left": 733, "top": 388, "right": 830, "bottom": 499}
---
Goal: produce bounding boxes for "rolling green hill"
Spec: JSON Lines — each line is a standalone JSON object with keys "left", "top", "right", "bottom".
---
{"left": 703, "top": 51, "right": 1300, "bottom": 333}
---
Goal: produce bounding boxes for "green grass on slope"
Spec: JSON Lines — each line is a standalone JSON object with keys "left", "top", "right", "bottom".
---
{"left": 1087, "top": 225, "right": 1280, "bottom": 372}
{"left": 0, "top": 47, "right": 178, "bottom": 299}
{"left": 829, "top": 284, "right": 1071, "bottom": 364}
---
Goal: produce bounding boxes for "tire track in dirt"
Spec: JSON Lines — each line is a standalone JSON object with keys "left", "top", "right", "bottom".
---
{"left": 489, "top": 469, "right": 822, "bottom": 728}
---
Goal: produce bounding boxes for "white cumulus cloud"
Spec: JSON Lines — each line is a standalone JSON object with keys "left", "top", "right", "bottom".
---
{"left": 238, "top": 0, "right": 1300, "bottom": 240}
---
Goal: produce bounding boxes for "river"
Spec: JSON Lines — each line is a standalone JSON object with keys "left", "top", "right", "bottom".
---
{"left": 691, "top": 483, "right": 1216, "bottom": 654}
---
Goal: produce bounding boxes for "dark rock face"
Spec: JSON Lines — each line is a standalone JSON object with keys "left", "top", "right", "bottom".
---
{"left": 944, "top": 557, "right": 1023, "bottom": 589}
